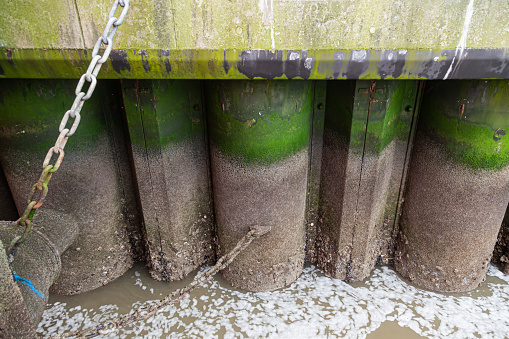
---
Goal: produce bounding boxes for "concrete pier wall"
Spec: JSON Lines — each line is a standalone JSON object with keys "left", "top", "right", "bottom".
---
{"left": 0, "top": 78, "right": 508, "bottom": 296}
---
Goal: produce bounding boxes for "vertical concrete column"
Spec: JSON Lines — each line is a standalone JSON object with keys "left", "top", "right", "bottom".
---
{"left": 395, "top": 80, "right": 509, "bottom": 292}
{"left": 0, "top": 162, "right": 18, "bottom": 220}
{"left": 122, "top": 80, "right": 214, "bottom": 281}
{"left": 0, "top": 80, "right": 139, "bottom": 295}
{"left": 317, "top": 80, "right": 419, "bottom": 281}
{"left": 206, "top": 80, "right": 311, "bottom": 291}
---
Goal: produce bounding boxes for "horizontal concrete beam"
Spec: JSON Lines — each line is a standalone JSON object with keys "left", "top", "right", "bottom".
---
{"left": 1, "top": 0, "right": 509, "bottom": 79}
{"left": 2, "top": 0, "right": 508, "bottom": 50}
{"left": 1, "top": 48, "right": 508, "bottom": 79}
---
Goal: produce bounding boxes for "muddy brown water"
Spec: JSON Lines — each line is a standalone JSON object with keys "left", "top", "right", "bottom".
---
{"left": 38, "top": 263, "right": 509, "bottom": 338}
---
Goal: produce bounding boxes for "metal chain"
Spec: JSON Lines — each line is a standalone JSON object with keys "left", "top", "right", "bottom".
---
{"left": 52, "top": 226, "right": 271, "bottom": 339}
{"left": 6, "top": 0, "right": 131, "bottom": 264}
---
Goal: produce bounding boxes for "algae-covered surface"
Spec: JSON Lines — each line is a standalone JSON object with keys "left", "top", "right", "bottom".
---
{"left": 419, "top": 80, "right": 509, "bottom": 170}
{"left": 206, "top": 80, "right": 312, "bottom": 165}
{"left": 38, "top": 263, "right": 509, "bottom": 338}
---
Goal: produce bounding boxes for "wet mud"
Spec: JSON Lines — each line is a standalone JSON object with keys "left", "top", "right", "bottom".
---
{"left": 395, "top": 132, "right": 509, "bottom": 292}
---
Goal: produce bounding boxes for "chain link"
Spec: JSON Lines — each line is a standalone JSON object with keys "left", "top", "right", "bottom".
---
{"left": 6, "top": 0, "right": 131, "bottom": 263}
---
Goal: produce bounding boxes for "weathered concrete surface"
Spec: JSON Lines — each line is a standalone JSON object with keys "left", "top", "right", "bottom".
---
{"left": 2, "top": 1, "right": 509, "bottom": 79}
{"left": 0, "top": 209, "right": 77, "bottom": 336}
{"left": 493, "top": 207, "right": 509, "bottom": 274}
{"left": 123, "top": 80, "right": 215, "bottom": 282}
{"left": 3, "top": 0, "right": 509, "bottom": 51}
{"left": 0, "top": 222, "right": 60, "bottom": 328}
{"left": 316, "top": 80, "right": 418, "bottom": 281}
{"left": 0, "top": 162, "right": 18, "bottom": 221}
{"left": 2, "top": 48, "right": 509, "bottom": 80}
{"left": 0, "top": 0, "right": 84, "bottom": 49}
{"left": 305, "top": 82, "right": 326, "bottom": 264}
{"left": 0, "top": 79, "right": 139, "bottom": 295}
{"left": 395, "top": 133, "right": 509, "bottom": 292}
{"left": 0, "top": 236, "right": 36, "bottom": 339}
{"left": 207, "top": 80, "right": 310, "bottom": 291}
{"left": 395, "top": 80, "right": 509, "bottom": 292}
{"left": 31, "top": 208, "right": 79, "bottom": 256}
{"left": 211, "top": 151, "right": 308, "bottom": 291}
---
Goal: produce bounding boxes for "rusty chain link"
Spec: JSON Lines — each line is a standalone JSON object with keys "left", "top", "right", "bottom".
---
{"left": 6, "top": 0, "right": 131, "bottom": 264}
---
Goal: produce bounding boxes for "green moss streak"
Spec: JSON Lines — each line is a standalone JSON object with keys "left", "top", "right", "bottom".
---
{"left": 363, "top": 82, "right": 407, "bottom": 153}
{"left": 122, "top": 80, "right": 205, "bottom": 149}
{"left": 420, "top": 80, "right": 509, "bottom": 170}
{"left": 207, "top": 80, "right": 312, "bottom": 165}
{"left": 326, "top": 81, "right": 415, "bottom": 155}
{"left": 0, "top": 79, "right": 105, "bottom": 156}
{"left": 153, "top": 80, "right": 205, "bottom": 146}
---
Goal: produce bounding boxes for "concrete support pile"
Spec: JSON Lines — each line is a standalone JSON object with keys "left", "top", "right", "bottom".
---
{"left": 0, "top": 208, "right": 79, "bottom": 337}
{"left": 394, "top": 80, "right": 509, "bottom": 292}
{"left": 122, "top": 80, "right": 215, "bottom": 282}
{"left": 316, "top": 80, "right": 419, "bottom": 282}
{"left": 206, "top": 80, "right": 311, "bottom": 291}
{"left": 0, "top": 80, "right": 141, "bottom": 295}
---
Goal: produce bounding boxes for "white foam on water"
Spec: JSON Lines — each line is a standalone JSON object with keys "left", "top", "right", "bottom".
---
{"left": 38, "top": 265, "right": 509, "bottom": 338}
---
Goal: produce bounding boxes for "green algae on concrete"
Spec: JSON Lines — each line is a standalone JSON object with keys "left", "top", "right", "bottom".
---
{"left": 206, "top": 80, "right": 312, "bottom": 165}
{"left": 4, "top": 0, "right": 509, "bottom": 52}
{"left": 347, "top": 81, "right": 413, "bottom": 154}
{"left": 0, "top": 79, "right": 136, "bottom": 295}
{"left": 419, "top": 80, "right": 509, "bottom": 170}
{"left": 395, "top": 79, "right": 509, "bottom": 293}
{"left": 123, "top": 79, "right": 215, "bottom": 282}
{"left": 0, "top": 79, "right": 105, "bottom": 154}
{"left": 316, "top": 80, "right": 420, "bottom": 281}
{"left": 208, "top": 80, "right": 310, "bottom": 291}
{"left": 123, "top": 80, "right": 205, "bottom": 148}
{"left": 0, "top": 0, "right": 83, "bottom": 49}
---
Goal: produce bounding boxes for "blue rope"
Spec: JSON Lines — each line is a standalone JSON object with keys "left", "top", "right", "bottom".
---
{"left": 13, "top": 274, "right": 45, "bottom": 298}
